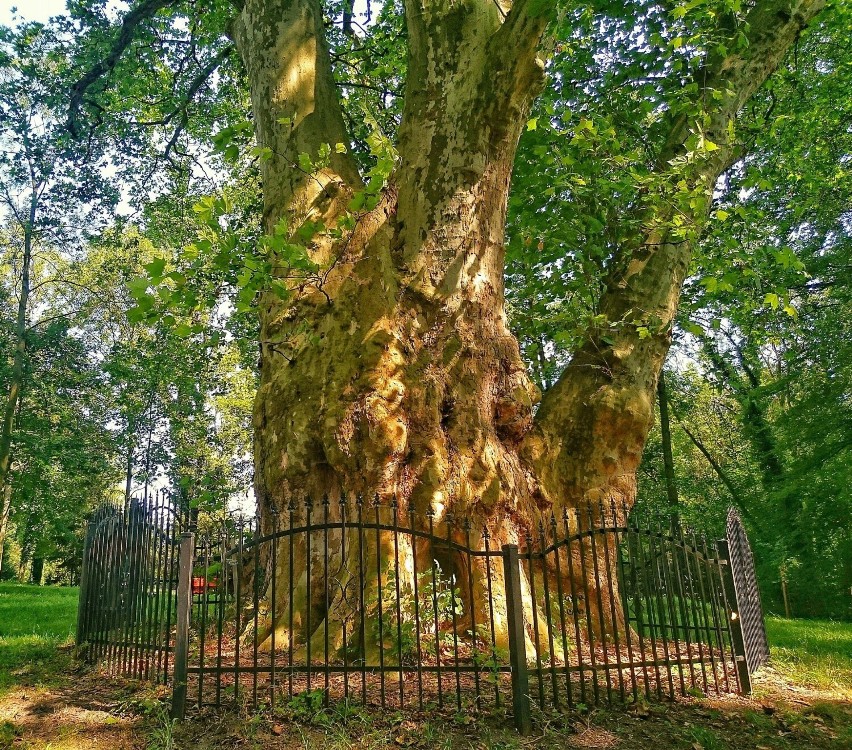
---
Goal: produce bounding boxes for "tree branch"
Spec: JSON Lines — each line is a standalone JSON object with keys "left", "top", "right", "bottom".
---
{"left": 67, "top": 0, "right": 181, "bottom": 137}
{"left": 672, "top": 408, "right": 757, "bottom": 525}
{"left": 522, "top": 0, "right": 827, "bottom": 513}
{"left": 233, "top": 0, "right": 361, "bottom": 234}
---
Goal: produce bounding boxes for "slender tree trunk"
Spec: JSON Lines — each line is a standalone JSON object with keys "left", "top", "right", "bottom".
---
{"left": 0, "top": 191, "right": 36, "bottom": 549}
{"left": 30, "top": 556, "right": 44, "bottom": 586}
{"left": 123, "top": 438, "right": 135, "bottom": 512}
{"left": 675, "top": 412, "right": 756, "bottom": 524}
{"left": 0, "top": 482, "right": 12, "bottom": 576}
{"left": 657, "top": 371, "right": 679, "bottom": 513}
{"left": 233, "top": 0, "right": 825, "bottom": 653}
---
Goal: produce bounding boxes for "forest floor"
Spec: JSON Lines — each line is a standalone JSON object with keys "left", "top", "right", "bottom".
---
{"left": 0, "top": 582, "right": 850, "bottom": 750}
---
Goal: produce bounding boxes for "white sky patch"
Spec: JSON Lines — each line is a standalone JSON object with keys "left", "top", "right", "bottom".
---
{"left": 1, "top": 0, "right": 66, "bottom": 24}
{"left": 2, "top": 0, "right": 373, "bottom": 27}
{"left": 228, "top": 487, "right": 257, "bottom": 520}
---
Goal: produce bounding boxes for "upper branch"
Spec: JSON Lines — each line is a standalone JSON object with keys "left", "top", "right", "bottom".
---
{"left": 660, "top": 0, "right": 828, "bottom": 171}
{"left": 395, "top": 1, "right": 549, "bottom": 255}
{"left": 233, "top": 0, "right": 361, "bottom": 231}
{"left": 67, "top": 0, "right": 180, "bottom": 137}
{"left": 522, "top": 0, "right": 827, "bottom": 510}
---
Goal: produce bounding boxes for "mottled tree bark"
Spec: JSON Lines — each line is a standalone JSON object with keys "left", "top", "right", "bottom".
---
{"left": 232, "top": 0, "right": 825, "bottom": 654}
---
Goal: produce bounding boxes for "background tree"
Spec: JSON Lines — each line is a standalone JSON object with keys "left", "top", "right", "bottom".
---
{"left": 0, "top": 20, "right": 114, "bottom": 563}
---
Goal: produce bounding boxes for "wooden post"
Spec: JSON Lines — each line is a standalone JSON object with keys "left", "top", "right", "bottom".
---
{"left": 171, "top": 532, "right": 195, "bottom": 720}
{"left": 717, "top": 538, "right": 751, "bottom": 694}
{"left": 503, "top": 544, "right": 531, "bottom": 735}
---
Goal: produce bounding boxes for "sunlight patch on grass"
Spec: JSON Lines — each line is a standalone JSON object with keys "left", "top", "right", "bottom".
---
{"left": 765, "top": 616, "right": 852, "bottom": 697}
{"left": 0, "top": 583, "right": 78, "bottom": 696}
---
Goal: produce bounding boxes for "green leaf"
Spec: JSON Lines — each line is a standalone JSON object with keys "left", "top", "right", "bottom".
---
{"left": 223, "top": 144, "right": 240, "bottom": 162}
{"left": 348, "top": 192, "right": 366, "bottom": 212}
{"left": 127, "top": 277, "right": 150, "bottom": 296}
{"left": 144, "top": 257, "right": 167, "bottom": 278}
{"left": 298, "top": 152, "right": 313, "bottom": 172}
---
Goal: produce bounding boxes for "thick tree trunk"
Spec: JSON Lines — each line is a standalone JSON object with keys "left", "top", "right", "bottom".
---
{"left": 233, "top": 0, "right": 824, "bottom": 656}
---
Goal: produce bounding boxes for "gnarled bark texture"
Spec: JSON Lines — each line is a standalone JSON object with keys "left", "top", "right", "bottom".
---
{"left": 232, "top": 0, "right": 825, "bottom": 655}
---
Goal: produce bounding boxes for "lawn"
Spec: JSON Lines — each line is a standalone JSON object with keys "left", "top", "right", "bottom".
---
{"left": 765, "top": 615, "right": 852, "bottom": 698}
{"left": 0, "top": 584, "right": 850, "bottom": 750}
{"left": 0, "top": 582, "right": 78, "bottom": 696}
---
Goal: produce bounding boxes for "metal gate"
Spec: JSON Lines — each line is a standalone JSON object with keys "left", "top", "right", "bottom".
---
{"left": 76, "top": 492, "right": 189, "bottom": 684}
{"left": 719, "top": 508, "right": 770, "bottom": 692}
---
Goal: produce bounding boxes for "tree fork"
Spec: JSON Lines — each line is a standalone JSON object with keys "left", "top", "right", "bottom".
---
{"left": 226, "top": 0, "right": 826, "bottom": 649}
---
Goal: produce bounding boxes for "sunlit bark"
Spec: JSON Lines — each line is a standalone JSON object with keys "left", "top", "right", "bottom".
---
{"left": 232, "top": 0, "right": 825, "bottom": 654}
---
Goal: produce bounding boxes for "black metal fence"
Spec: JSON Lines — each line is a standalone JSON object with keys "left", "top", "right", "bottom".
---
{"left": 76, "top": 494, "right": 189, "bottom": 685}
{"left": 76, "top": 496, "right": 768, "bottom": 733}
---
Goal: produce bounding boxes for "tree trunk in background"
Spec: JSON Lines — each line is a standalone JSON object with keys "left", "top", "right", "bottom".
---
{"left": 233, "top": 0, "right": 825, "bottom": 655}
{"left": 122, "top": 438, "right": 135, "bottom": 511}
{"left": 0, "top": 194, "right": 35, "bottom": 522}
{"left": 30, "top": 556, "right": 44, "bottom": 586}
{"left": 0, "top": 482, "right": 12, "bottom": 577}
{"left": 658, "top": 371, "right": 679, "bottom": 513}
{"left": 676, "top": 415, "right": 754, "bottom": 523}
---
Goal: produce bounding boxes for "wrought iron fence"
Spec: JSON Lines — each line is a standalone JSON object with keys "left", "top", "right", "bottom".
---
{"left": 76, "top": 496, "right": 768, "bottom": 733}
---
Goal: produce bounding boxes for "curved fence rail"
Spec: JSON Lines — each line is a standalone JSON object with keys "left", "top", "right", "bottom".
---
{"left": 77, "top": 497, "right": 768, "bottom": 733}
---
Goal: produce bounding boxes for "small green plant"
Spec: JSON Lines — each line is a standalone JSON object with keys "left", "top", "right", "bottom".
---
{"left": 1, "top": 720, "right": 20, "bottom": 749}
{"left": 369, "top": 562, "right": 466, "bottom": 663}
{"left": 285, "top": 688, "right": 327, "bottom": 722}
{"left": 686, "top": 684, "right": 706, "bottom": 699}
{"left": 689, "top": 726, "right": 726, "bottom": 750}
{"left": 472, "top": 643, "right": 508, "bottom": 686}
{"left": 141, "top": 701, "right": 176, "bottom": 750}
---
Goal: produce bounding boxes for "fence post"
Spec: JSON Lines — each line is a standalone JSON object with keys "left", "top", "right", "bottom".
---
{"left": 75, "top": 522, "right": 95, "bottom": 658}
{"left": 502, "top": 544, "right": 531, "bottom": 735}
{"left": 717, "top": 538, "right": 751, "bottom": 694}
{"left": 171, "top": 532, "right": 195, "bottom": 720}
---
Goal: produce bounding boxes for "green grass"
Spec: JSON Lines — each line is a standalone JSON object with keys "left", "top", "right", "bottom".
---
{"left": 0, "top": 582, "right": 78, "bottom": 696}
{"left": 0, "top": 587, "right": 849, "bottom": 750}
{"left": 766, "top": 615, "right": 852, "bottom": 696}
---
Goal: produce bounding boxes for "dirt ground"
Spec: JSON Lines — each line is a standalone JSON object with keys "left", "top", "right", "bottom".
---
{"left": 1, "top": 651, "right": 850, "bottom": 750}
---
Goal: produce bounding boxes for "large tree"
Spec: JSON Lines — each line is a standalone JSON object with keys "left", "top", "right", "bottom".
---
{"left": 67, "top": 0, "right": 828, "bottom": 648}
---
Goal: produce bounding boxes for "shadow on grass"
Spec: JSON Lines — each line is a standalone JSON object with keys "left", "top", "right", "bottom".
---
{"left": 0, "top": 672, "right": 145, "bottom": 750}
